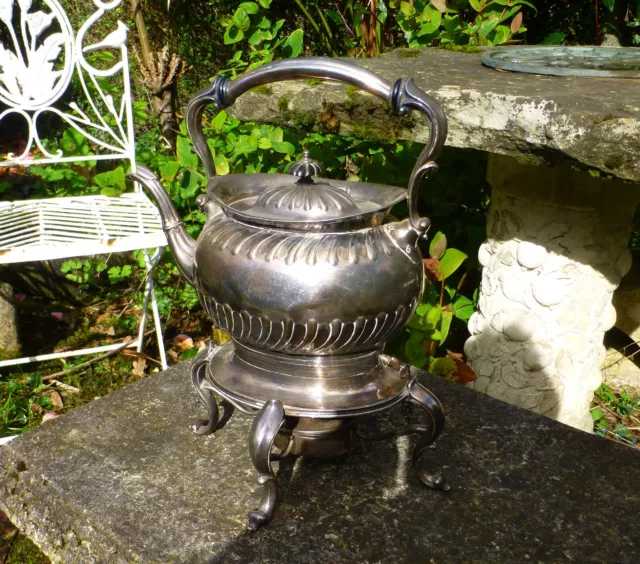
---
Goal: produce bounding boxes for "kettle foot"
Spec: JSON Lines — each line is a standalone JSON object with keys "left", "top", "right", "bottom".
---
{"left": 247, "top": 399, "right": 286, "bottom": 531}
{"left": 357, "top": 368, "right": 450, "bottom": 492}
{"left": 190, "top": 343, "right": 222, "bottom": 435}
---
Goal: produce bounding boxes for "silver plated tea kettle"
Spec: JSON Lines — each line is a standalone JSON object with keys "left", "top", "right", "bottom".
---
{"left": 130, "top": 57, "right": 450, "bottom": 531}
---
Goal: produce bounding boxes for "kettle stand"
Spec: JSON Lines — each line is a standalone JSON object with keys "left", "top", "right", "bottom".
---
{"left": 189, "top": 341, "right": 449, "bottom": 531}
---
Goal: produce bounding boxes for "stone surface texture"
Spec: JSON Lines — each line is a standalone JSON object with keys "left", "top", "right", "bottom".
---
{"left": 1, "top": 361, "right": 640, "bottom": 563}
{"left": 0, "top": 281, "right": 19, "bottom": 357}
{"left": 229, "top": 48, "right": 640, "bottom": 183}
{"left": 466, "top": 155, "right": 640, "bottom": 431}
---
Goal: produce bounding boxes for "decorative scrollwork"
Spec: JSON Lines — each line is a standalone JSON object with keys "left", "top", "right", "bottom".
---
{"left": 196, "top": 288, "right": 415, "bottom": 355}
{"left": 0, "top": 0, "right": 135, "bottom": 165}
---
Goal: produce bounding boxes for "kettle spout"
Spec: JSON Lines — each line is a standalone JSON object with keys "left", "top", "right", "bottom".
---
{"left": 128, "top": 165, "right": 197, "bottom": 285}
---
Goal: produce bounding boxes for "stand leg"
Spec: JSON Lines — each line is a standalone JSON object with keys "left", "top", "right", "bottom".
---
{"left": 190, "top": 343, "right": 221, "bottom": 435}
{"left": 357, "top": 357, "right": 449, "bottom": 492}
{"left": 247, "top": 399, "right": 285, "bottom": 531}
{"left": 406, "top": 378, "right": 450, "bottom": 491}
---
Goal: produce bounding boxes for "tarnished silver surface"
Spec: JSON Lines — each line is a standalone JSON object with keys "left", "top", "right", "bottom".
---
{"left": 132, "top": 58, "right": 450, "bottom": 530}
{"left": 247, "top": 399, "right": 286, "bottom": 531}
{"left": 482, "top": 46, "right": 640, "bottom": 78}
{"left": 188, "top": 344, "right": 448, "bottom": 529}
{"left": 206, "top": 170, "right": 406, "bottom": 231}
{"left": 203, "top": 341, "right": 409, "bottom": 417}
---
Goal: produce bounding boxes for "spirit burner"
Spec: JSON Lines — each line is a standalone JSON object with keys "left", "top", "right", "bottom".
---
{"left": 131, "top": 58, "right": 450, "bottom": 530}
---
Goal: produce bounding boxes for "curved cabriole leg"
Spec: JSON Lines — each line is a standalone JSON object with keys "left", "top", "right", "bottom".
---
{"left": 190, "top": 344, "right": 220, "bottom": 435}
{"left": 406, "top": 378, "right": 450, "bottom": 491}
{"left": 246, "top": 399, "right": 285, "bottom": 532}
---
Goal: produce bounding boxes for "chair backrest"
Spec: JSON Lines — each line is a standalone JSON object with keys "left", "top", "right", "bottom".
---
{"left": 0, "top": 0, "right": 136, "bottom": 181}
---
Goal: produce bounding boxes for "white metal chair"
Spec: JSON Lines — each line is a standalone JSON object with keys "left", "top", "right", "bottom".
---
{"left": 0, "top": 0, "right": 168, "bottom": 369}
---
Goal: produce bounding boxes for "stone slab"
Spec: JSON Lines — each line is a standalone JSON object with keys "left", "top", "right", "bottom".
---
{"left": 229, "top": 48, "right": 640, "bottom": 183}
{"left": 1, "top": 361, "right": 640, "bottom": 563}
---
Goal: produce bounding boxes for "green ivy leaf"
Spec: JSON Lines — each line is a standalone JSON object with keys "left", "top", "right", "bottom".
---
{"left": 258, "top": 0, "right": 271, "bottom": 8}
{"left": 493, "top": 24, "right": 511, "bottom": 45}
{"left": 132, "top": 100, "right": 148, "bottom": 124}
{"left": 405, "top": 338, "right": 429, "bottom": 368}
{"left": 248, "top": 29, "right": 264, "bottom": 45}
{"left": 159, "top": 161, "right": 180, "bottom": 181}
{"left": 439, "top": 248, "right": 468, "bottom": 280}
{"left": 615, "top": 423, "right": 634, "bottom": 440}
{"left": 479, "top": 17, "right": 500, "bottom": 38}
{"left": 429, "top": 231, "right": 447, "bottom": 259}
{"left": 540, "top": 32, "right": 566, "bottom": 45}
{"left": 452, "top": 296, "right": 474, "bottom": 322}
{"left": 233, "top": 8, "right": 251, "bottom": 31}
{"left": 214, "top": 154, "right": 230, "bottom": 175}
{"left": 426, "top": 304, "right": 442, "bottom": 330}
{"left": 417, "top": 21, "right": 441, "bottom": 36}
{"left": 224, "top": 26, "right": 244, "bottom": 44}
{"left": 258, "top": 137, "right": 272, "bottom": 149}
{"left": 269, "top": 127, "right": 284, "bottom": 143}
{"left": 469, "top": 0, "right": 483, "bottom": 12}
{"left": 239, "top": 2, "right": 260, "bottom": 15}
{"left": 439, "top": 310, "right": 453, "bottom": 344}
{"left": 211, "top": 110, "right": 227, "bottom": 130}
{"left": 591, "top": 408, "right": 604, "bottom": 422}
{"left": 282, "top": 29, "right": 304, "bottom": 58}
{"left": 94, "top": 166, "right": 126, "bottom": 195}
{"left": 401, "top": 1, "right": 416, "bottom": 16}
{"left": 272, "top": 141, "right": 296, "bottom": 154}
{"left": 176, "top": 136, "right": 198, "bottom": 168}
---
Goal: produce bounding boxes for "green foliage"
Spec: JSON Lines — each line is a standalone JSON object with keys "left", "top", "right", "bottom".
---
{"left": 398, "top": 231, "right": 474, "bottom": 371}
{"left": 220, "top": 1, "right": 304, "bottom": 76}
{"left": 0, "top": 374, "right": 50, "bottom": 437}
{"left": 592, "top": 384, "right": 640, "bottom": 446}
{"left": 395, "top": 0, "right": 534, "bottom": 48}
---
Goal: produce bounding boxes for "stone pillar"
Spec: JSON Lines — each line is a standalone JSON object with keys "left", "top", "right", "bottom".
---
{"left": 465, "top": 155, "right": 640, "bottom": 432}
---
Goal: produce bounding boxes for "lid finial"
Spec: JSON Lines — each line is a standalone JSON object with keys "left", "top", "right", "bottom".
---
{"left": 289, "top": 151, "right": 324, "bottom": 184}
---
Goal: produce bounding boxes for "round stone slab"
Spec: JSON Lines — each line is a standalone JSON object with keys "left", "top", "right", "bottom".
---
{"left": 482, "top": 46, "right": 640, "bottom": 78}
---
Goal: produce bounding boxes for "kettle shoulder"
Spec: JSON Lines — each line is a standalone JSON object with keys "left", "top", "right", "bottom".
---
{"left": 196, "top": 214, "right": 423, "bottom": 268}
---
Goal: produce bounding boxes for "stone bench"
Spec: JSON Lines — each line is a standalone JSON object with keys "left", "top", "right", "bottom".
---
{"left": 1, "top": 361, "right": 638, "bottom": 562}
{"left": 229, "top": 48, "right": 640, "bottom": 431}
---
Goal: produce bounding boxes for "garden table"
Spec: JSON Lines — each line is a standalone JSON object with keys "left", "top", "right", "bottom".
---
{"left": 0, "top": 361, "right": 638, "bottom": 562}
{"left": 228, "top": 48, "right": 640, "bottom": 431}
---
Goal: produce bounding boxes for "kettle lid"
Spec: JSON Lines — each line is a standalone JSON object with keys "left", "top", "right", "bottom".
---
{"left": 207, "top": 151, "right": 406, "bottom": 231}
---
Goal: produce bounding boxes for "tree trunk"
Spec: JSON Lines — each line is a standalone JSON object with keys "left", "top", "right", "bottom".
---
{"left": 129, "top": 0, "right": 181, "bottom": 151}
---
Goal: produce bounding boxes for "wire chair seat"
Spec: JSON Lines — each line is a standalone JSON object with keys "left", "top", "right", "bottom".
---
{"left": 0, "top": 192, "right": 167, "bottom": 264}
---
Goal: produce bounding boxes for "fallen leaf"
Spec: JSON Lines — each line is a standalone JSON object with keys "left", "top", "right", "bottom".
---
{"left": 446, "top": 350, "right": 477, "bottom": 384}
{"left": 132, "top": 357, "right": 147, "bottom": 377}
{"left": 50, "top": 311, "right": 63, "bottom": 321}
{"left": 106, "top": 326, "right": 116, "bottom": 336}
{"left": 48, "top": 390, "right": 64, "bottom": 409}
{"left": 31, "top": 403, "right": 43, "bottom": 414}
{"left": 42, "top": 412, "right": 58, "bottom": 422}
{"left": 431, "top": 0, "right": 448, "bottom": 13}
